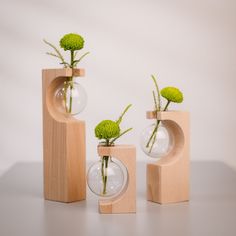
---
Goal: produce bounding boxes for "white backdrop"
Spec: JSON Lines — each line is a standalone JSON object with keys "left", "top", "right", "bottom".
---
{"left": 1, "top": 0, "right": 236, "bottom": 173}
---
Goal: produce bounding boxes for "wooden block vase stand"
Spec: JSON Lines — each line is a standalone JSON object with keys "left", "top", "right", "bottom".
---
{"left": 42, "top": 68, "right": 86, "bottom": 203}
{"left": 98, "top": 145, "right": 136, "bottom": 214}
{"left": 146, "top": 111, "right": 190, "bottom": 204}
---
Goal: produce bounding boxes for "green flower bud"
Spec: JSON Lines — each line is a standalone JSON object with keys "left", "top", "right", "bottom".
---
{"left": 161, "top": 87, "right": 183, "bottom": 103}
{"left": 60, "top": 33, "right": 84, "bottom": 51}
{"left": 95, "top": 120, "right": 120, "bottom": 140}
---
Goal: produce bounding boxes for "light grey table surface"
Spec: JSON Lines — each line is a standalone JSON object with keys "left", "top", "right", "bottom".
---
{"left": 0, "top": 161, "right": 236, "bottom": 236}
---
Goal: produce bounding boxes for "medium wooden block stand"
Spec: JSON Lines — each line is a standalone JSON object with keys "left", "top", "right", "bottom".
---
{"left": 42, "top": 68, "right": 86, "bottom": 203}
{"left": 146, "top": 111, "right": 190, "bottom": 204}
{"left": 97, "top": 145, "right": 136, "bottom": 214}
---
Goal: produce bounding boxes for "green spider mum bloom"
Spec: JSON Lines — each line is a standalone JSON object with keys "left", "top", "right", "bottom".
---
{"left": 161, "top": 87, "right": 183, "bottom": 103}
{"left": 60, "top": 33, "right": 84, "bottom": 51}
{"left": 95, "top": 120, "right": 120, "bottom": 140}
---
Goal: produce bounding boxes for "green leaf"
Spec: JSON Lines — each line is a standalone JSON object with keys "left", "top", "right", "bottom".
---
{"left": 60, "top": 62, "right": 71, "bottom": 67}
{"left": 110, "top": 128, "right": 133, "bottom": 145}
{"left": 116, "top": 104, "right": 132, "bottom": 125}
{"left": 46, "top": 52, "right": 60, "bottom": 58}
{"left": 43, "top": 39, "right": 65, "bottom": 64}
{"left": 73, "top": 52, "right": 90, "bottom": 66}
{"left": 151, "top": 75, "right": 161, "bottom": 110}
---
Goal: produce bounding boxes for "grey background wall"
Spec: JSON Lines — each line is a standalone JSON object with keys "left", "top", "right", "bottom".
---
{"left": 1, "top": 0, "right": 236, "bottom": 173}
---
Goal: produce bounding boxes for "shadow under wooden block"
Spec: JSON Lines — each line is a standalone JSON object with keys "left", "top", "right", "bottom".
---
{"left": 97, "top": 145, "right": 136, "bottom": 214}
{"left": 146, "top": 111, "right": 190, "bottom": 204}
{"left": 42, "top": 68, "right": 86, "bottom": 203}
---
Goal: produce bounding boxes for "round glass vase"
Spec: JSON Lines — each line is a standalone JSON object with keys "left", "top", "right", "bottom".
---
{"left": 140, "top": 121, "right": 174, "bottom": 159}
{"left": 53, "top": 80, "right": 87, "bottom": 116}
{"left": 87, "top": 156, "right": 128, "bottom": 198}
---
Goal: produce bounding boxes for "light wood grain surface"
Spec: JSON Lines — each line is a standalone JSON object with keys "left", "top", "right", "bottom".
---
{"left": 42, "top": 68, "right": 86, "bottom": 203}
{"left": 98, "top": 145, "right": 136, "bottom": 214}
{"left": 146, "top": 111, "right": 190, "bottom": 204}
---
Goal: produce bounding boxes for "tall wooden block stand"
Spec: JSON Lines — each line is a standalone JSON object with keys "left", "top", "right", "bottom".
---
{"left": 146, "top": 111, "right": 190, "bottom": 204}
{"left": 42, "top": 68, "right": 86, "bottom": 203}
{"left": 98, "top": 145, "right": 136, "bottom": 214}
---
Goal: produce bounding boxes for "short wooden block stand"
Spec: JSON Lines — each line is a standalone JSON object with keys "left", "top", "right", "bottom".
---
{"left": 146, "top": 111, "right": 190, "bottom": 204}
{"left": 97, "top": 145, "right": 136, "bottom": 214}
{"left": 42, "top": 68, "right": 86, "bottom": 203}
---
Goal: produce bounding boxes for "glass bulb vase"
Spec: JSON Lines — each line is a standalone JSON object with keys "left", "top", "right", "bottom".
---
{"left": 87, "top": 156, "right": 127, "bottom": 198}
{"left": 87, "top": 145, "right": 136, "bottom": 214}
{"left": 140, "top": 121, "right": 174, "bottom": 159}
{"left": 54, "top": 80, "right": 87, "bottom": 116}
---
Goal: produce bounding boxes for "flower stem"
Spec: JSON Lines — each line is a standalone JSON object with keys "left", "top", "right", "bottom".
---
{"left": 101, "top": 157, "right": 104, "bottom": 181}
{"left": 151, "top": 75, "right": 161, "bottom": 110}
{"left": 110, "top": 128, "right": 133, "bottom": 145}
{"left": 99, "top": 103, "right": 133, "bottom": 195}
{"left": 116, "top": 104, "right": 132, "bottom": 125}
{"left": 149, "top": 128, "right": 157, "bottom": 153}
{"left": 68, "top": 50, "right": 75, "bottom": 114}
{"left": 63, "top": 82, "right": 69, "bottom": 113}
{"left": 102, "top": 155, "right": 109, "bottom": 195}
{"left": 146, "top": 120, "right": 160, "bottom": 148}
{"left": 146, "top": 100, "right": 171, "bottom": 153}
{"left": 163, "top": 100, "right": 170, "bottom": 111}
{"left": 69, "top": 83, "right": 73, "bottom": 113}
{"left": 70, "top": 50, "right": 74, "bottom": 68}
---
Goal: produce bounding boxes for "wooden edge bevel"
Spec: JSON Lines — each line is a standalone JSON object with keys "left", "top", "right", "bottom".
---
{"left": 42, "top": 68, "right": 85, "bottom": 78}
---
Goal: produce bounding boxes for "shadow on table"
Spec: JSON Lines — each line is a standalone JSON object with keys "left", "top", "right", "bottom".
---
{"left": 0, "top": 162, "right": 43, "bottom": 198}
{"left": 190, "top": 161, "right": 236, "bottom": 201}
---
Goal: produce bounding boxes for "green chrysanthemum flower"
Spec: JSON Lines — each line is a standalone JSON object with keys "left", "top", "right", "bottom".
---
{"left": 60, "top": 33, "right": 84, "bottom": 51}
{"left": 161, "top": 87, "right": 183, "bottom": 103}
{"left": 95, "top": 120, "right": 120, "bottom": 140}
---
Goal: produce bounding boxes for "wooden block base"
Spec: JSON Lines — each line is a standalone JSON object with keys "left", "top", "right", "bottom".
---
{"left": 42, "top": 68, "right": 86, "bottom": 203}
{"left": 97, "top": 145, "right": 136, "bottom": 214}
{"left": 146, "top": 111, "right": 190, "bottom": 204}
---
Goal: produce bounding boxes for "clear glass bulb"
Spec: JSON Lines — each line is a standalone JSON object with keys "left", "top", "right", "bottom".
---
{"left": 140, "top": 122, "right": 173, "bottom": 158}
{"left": 87, "top": 157, "right": 127, "bottom": 198}
{"left": 54, "top": 81, "right": 87, "bottom": 116}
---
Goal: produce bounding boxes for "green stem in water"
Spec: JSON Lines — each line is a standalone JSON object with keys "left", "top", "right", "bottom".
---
{"left": 100, "top": 125, "right": 132, "bottom": 195}
{"left": 67, "top": 50, "right": 75, "bottom": 114}
{"left": 149, "top": 127, "right": 157, "bottom": 153}
{"left": 101, "top": 157, "right": 104, "bottom": 183}
{"left": 100, "top": 139, "right": 111, "bottom": 195}
{"left": 146, "top": 100, "right": 171, "bottom": 152}
{"left": 102, "top": 155, "right": 109, "bottom": 195}
{"left": 63, "top": 82, "right": 69, "bottom": 113}
{"left": 69, "top": 84, "right": 73, "bottom": 113}
{"left": 146, "top": 120, "right": 160, "bottom": 148}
